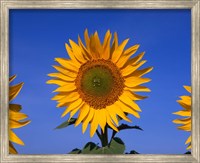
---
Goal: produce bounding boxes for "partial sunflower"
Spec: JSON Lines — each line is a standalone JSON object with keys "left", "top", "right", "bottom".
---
{"left": 47, "top": 29, "right": 153, "bottom": 137}
{"left": 173, "top": 86, "right": 191, "bottom": 150}
{"left": 9, "top": 75, "right": 30, "bottom": 154}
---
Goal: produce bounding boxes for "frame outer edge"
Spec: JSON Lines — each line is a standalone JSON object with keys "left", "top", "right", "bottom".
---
{"left": 0, "top": 0, "right": 198, "bottom": 9}
{"left": 1, "top": 0, "right": 9, "bottom": 162}
{"left": 192, "top": 0, "right": 200, "bottom": 162}
{"left": 0, "top": 0, "right": 200, "bottom": 162}
{"left": 0, "top": 0, "right": 2, "bottom": 160}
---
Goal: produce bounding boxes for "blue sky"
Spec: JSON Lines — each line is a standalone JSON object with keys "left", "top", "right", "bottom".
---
{"left": 9, "top": 9, "right": 191, "bottom": 154}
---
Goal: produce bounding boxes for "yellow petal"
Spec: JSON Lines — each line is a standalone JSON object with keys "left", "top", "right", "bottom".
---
{"left": 106, "top": 107, "right": 119, "bottom": 126}
{"left": 125, "top": 77, "right": 151, "bottom": 88}
{"left": 9, "top": 82, "right": 24, "bottom": 101}
{"left": 178, "top": 96, "right": 191, "bottom": 106}
{"left": 185, "top": 135, "right": 191, "bottom": 144}
{"left": 51, "top": 93, "right": 66, "bottom": 100}
{"left": 97, "top": 109, "right": 107, "bottom": 133}
{"left": 65, "top": 43, "right": 82, "bottom": 65}
{"left": 105, "top": 111, "right": 118, "bottom": 132}
{"left": 177, "top": 101, "right": 190, "bottom": 110}
{"left": 78, "top": 35, "right": 92, "bottom": 60}
{"left": 173, "top": 110, "right": 191, "bottom": 117}
{"left": 102, "top": 30, "right": 111, "bottom": 60}
{"left": 69, "top": 107, "right": 80, "bottom": 120}
{"left": 46, "top": 79, "right": 67, "bottom": 86}
{"left": 9, "top": 130, "right": 24, "bottom": 145}
{"left": 90, "top": 110, "right": 100, "bottom": 137}
{"left": 130, "top": 51, "right": 145, "bottom": 65}
{"left": 52, "top": 65, "right": 77, "bottom": 78}
{"left": 116, "top": 101, "right": 140, "bottom": 118}
{"left": 124, "top": 90, "right": 140, "bottom": 100}
{"left": 132, "top": 93, "right": 147, "bottom": 101}
{"left": 9, "top": 104, "right": 22, "bottom": 112}
{"left": 9, "top": 141, "right": 18, "bottom": 154}
{"left": 124, "top": 44, "right": 140, "bottom": 57}
{"left": 173, "top": 118, "right": 191, "bottom": 124}
{"left": 107, "top": 104, "right": 131, "bottom": 122}
{"left": 53, "top": 83, "right": 76, "bottom": 92}
{"left": 61, "top": 98, "right": 83, "bottom": 117}
{"left": 89, "top": 33, "right": 102, "bottom": 59}
{"left": 9, "top": 75, "right": 17, "bottom": 83}
{"left": 75, "top": 104, "right": 90, "bottom": 127}
{"left": 88, "top": 35, "right": 98, "bottom": 59}
{"left": 69, "top": 39, "right": 87, "bottom": 63}
{"left": 103, "top": 30, "right": 111, "bottom": 48}
{"left": 55, "top": 58, "right": 79, "bottom": 72}
{"left": 187, "top": 144, "right": 191, "bottom": 150}
{"left": 119, "top": 92, "right": 141, "bottom": 112}
{"left": 48, "top": 73, "right": 75, "bottom": 82}
{"left": 112, "top": 38, "right": 129, "bottom": 63}
{"left": 131, "top": 67, "right": 153, "bottom": 77}
{"left": 125, "top": 85, "right": 151, "bottom": 92}
{"left": 110, "top": 32, "right": 118, "bottom": 57}
{"left": 123, "top": 51, "right": 145, "bottom": 68}
{"left": 184, "top": 85, "right": 191, "bottom": 93}
{"left": 9, "top": 119, "right": 30, "bottom": 129}
{"left": 9, "top": 110, "right": 28, "bottom": 121}
{"left": 84, "top": 29, "right": 90, "bottom": 49}
{"left": 57, "top": 91, "right": 79, "bottom": 107}
{"left": 82, "top": 107, "right": 95, "bottom": 133}
{"left": 178, "top": 123, "right": 191, "bottom": 131}
{"left": 123, "top": 90, "right": 147, "bottom": 101}
{"left": 121, "top": 60, "right": 146, "bottom": 77}
{"left": 94, "top": 31, "right": 103, "bottom": 54}
{"left": 116, "top": 45, "right": 140, "bottom": 68}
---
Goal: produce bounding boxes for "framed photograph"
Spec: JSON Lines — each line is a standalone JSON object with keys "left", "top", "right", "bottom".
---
{"left": 0, "top": 0, "right": 199, "bottom": 162}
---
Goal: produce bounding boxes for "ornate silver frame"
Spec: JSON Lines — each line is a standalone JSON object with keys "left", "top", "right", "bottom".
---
{"left": 0, "top": 0, "right": 199, "bottom": 162}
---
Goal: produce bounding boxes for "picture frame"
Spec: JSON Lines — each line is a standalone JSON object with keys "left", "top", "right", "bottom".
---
{"left": 0, "top": 0, "right": 199, "bottom": 162}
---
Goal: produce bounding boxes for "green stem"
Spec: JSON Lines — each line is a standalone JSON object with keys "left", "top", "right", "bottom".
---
{"left": 110, "top": 129, "right": 117, "bottom": 145}
{"left": 96, "top": 129, "right": 101, "bottom": 140}
{"left": 101, "top": 125, "right": 108, "bottom": 147}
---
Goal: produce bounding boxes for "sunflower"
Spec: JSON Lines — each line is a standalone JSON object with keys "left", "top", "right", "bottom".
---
{"left": 173, "top": 86, "right": 191, "bottom": 150}
{"left": 47, "top": 29, "right": 153, "bottom": 137}
{"left": 9, "top": 75, "right": 30, "bottom": 154}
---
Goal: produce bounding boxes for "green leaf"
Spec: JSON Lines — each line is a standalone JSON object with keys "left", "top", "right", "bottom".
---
{"left": 126, "top": 150, "right": 139, "bottom": 154}
{"left": 90, "top": 146, "right": 112, "bottom": 154}
{"left": 108, "top": 137, "right": 125, "bottom": 154}
{"left": 91, "top": 137, "right": 125, "bottom": 154}
{"left": 67, "top": 138, "right": 125, "bottom": 154}
{"left": 69, "top": 148, "right": 81, "bottom": 154}
{"left": 82, "top": 142, "right": 99, "bottom": 154}
{"left": 185, "top": 151, "right": 191, "bottom": 154}
{"left": 55, "top": 118, "right": 76, "bottom": 129}
{"left": 118, "top": 123, "right": 143, "bottom": 131}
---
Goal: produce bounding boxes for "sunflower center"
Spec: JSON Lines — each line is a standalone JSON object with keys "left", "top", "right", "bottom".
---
{"left": 81, "top": 66, "right": 114, "bottom": 97}
{"left": 75, "top": 59, "right": 124, "bottom": 109}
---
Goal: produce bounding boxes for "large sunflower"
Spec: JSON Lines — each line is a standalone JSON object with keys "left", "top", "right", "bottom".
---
{"left": 47, "top": 29, "right": 153, "bottom": 137}
{"left": 173, "top": 86, "right": 191, "bottom": 150}
{"left": 9, "top": 75, "right": 30, "bottom": 154}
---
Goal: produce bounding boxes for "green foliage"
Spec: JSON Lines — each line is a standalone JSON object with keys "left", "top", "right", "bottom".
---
{"left": 55, "top": 118, "right": 76, "bottom": 129}
{"left": 68, "top": 137, "right": 125, "bottom": 154}
{"left": 69, "top": 148, "right": 82, "bottom": 154}
{"left": 82, "top": 142, "right": 99, "bottom": 154}
{"left": 125, "top": 150, "right": 139, "bottom": 154}
{"left": 56, "top": 118, "right": 142, "bottom": 155}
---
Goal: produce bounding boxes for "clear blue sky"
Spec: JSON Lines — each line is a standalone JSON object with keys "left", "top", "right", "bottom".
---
{"left": 9, "top": 9, "right": 191, "bottom": 154}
